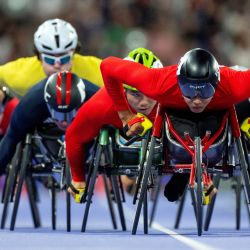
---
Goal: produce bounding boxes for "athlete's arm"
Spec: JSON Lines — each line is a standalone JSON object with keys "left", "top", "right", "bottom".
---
{"left": 100, "top": 57, "right": 174, "bottom": 136}
{"left": 222, "top": 67, "right": 250, "bottom": 103}
{"left": 0, "top": 80, "right": 49, "bottom": 170}
{"left": 65, "top": 88, "right": 122, "bottom": 182}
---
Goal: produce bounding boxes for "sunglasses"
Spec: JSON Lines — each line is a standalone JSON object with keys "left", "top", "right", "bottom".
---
{"left": 41, "top": 52, "right": 73, "bottom": 66}
{"left": 179, "top": 82, "right": 215, "bottom": 100}
{"left": 47, "top": 104, "right": 77, "bottom": 123}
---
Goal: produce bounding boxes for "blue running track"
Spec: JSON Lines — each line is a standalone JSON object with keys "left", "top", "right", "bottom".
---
{"left": 0, "top": 179, "right": 250, "bottom": 250}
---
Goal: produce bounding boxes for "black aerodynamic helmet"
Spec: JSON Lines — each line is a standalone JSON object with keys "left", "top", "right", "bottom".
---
{"left": 177, "top": 48, "right": 220, "bottom": 99}
{"left": 44, "top": 71, "right": 86, "bottom": 122}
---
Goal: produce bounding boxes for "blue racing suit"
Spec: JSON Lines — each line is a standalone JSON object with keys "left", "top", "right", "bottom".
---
{"left": 0, "top": 77, "right": 99, "bottom": 174}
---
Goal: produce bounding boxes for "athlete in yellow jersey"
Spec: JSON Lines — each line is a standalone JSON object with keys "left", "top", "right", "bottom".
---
{"left": 0, "top": 18, "right": 103, "bottom": 97}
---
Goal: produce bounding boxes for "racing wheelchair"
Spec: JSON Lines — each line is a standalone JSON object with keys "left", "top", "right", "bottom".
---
{"left": 149, "top": 114, "right": 250, "bottom": 232}
{"left": 201, "top": 118, "right": 250, "bottom": 231}
{"left": 131, "top": 105, "right": 250, "bottom": 236}
{"left": 77, "top": 125, "right": 162, "bottom": 233}
{"left": 166, "top": 116, "right": 250, "bottom": 231}
{"left": 149, "top": 173, "right": 250, "bottom": 231}
{"left": 0, "top": 123, "right": 71, "bottom": 231}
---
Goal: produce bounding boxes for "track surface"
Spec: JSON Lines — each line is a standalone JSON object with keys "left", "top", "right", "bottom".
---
{"left": 0, "top": 179, "right": 250, "bottom": 250}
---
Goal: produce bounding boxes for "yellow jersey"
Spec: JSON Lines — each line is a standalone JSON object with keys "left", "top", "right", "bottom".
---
{"left": 0, "top": 53, "right": 103, "bottom": 97}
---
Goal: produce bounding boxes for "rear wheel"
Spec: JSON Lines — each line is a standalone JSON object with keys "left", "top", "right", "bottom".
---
{"left": 236, "top": 138, "right": 250, "bottom": 215}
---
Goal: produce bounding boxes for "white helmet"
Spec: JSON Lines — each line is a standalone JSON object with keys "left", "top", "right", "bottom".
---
{"left": 34, "top": 18, "right": 78, "bottom": 54}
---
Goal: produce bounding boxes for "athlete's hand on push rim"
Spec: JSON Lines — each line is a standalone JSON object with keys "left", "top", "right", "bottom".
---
{"left": 67, "top": 180, "right": 86, "bottom": 198}
{"left": 118, "top": 110, "right": 144, "bottom": 137}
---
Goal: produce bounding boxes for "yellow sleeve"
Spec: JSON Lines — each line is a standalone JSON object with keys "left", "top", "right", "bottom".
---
{"left": 0, "top": 54, "right": 103, "bottom": 97}
{"left": 71, "top": 54, "right": 104, "bottom": 87}
{"left": 0, "top": 56, "right": 46, "bottom": 97}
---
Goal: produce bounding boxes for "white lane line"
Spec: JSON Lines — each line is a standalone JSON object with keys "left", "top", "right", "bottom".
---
{"left": 124, "top": 205, "right": 221, "bottom": 250}
{"left": 152, "top": 222, "right": 220, "bottom": 250}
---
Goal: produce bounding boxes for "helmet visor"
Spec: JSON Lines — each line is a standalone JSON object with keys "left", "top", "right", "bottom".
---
{"left": 41, "top": 52, "right": 73, "bottom": 66}
{"left": 47, "top": 105, "right": 77, "bottom": 123}
{"left": 179, "top": 82, "right": 215, "bottom": 99}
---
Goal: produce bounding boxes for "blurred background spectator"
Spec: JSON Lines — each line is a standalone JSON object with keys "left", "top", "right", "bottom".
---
{"left": 0, "top": 0, "right": 249, "bottom": 67}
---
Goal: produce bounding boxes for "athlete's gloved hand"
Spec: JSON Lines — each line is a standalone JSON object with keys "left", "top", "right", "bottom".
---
{"left": 67, "top": 180, "right": 86, "bottom": 203}
{"left": 240, "top": 117, "right": 250, "bottom": 139}
{"left": 118, "top": 110, "right": 152, "bottom": 137}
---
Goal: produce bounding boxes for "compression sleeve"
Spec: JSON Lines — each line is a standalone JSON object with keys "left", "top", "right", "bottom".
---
{"left": 0, "top": 98, "right": 19, "bottom": 135}
{"left": 101, "top": 57, "right": 175, "bottom": 111}
{"left": 222, "top": 67, "right": 250, "bottom": 103}
{"left": 66, "top": 88, "right": 122, "bottom": 182}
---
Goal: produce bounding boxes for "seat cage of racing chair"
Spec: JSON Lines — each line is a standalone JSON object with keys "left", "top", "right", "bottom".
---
{"left": 132, "top": 104, "right": 250, "bottom": 236}
{"left": 155, "top": 106, "right": 241, "bottom": 188}
{"left": 82, "top": 125, "right": 150, "bottom": 233}
{"left": 1, "top": 123, "right": 72, "bottom": 232}
{"left": 95, "top": 126, "right": 162, "bottom": 176}
{"left": 30, "top": 124, "right": 67, "bottom": 185}
{"left": 165, "top": 112, "right": 229, "bottom": 169}
{"left": 113, "top": 129, "right": 162, "bottom": 171}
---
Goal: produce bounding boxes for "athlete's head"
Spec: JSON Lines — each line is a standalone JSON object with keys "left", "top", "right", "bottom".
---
{"left": 177, "top": 48, "right": 220, "bottom": 113}
{"left": 34, "top": 19, "right": 80, "bottom": 76}
{"left": 123, "top": 47, "right": 163, "bottom": 91}
{"left": 123, "top": 47, "right": 163, "bottom": 115}
{"left": 44, "top": 71, "right": 86, "bottom": 130}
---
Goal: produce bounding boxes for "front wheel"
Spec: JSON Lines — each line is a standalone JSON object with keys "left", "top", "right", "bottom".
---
{"left": 194, "top": 137, "right": 203, "bottom": 236}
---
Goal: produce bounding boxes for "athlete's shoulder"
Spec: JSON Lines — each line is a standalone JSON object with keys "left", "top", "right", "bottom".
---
{"left": 72, "top": 53, "right": 103, "bottom": 86}
{"left": 156, "top": 64, "right": 178, "bottom": 82}
{"left": 1, "top": 56, "right": 41, "bottom": 69}
{"left": 82, "top": 78, "right": 100, "bottom": 90}
{"left": 164, "top": 64, "right": 178, "bottom": 72}
{"left": 219, "top": 65, "right": 231, "bottom": 72}
{"left": 72, "top": 53, "right": 102, "bottom": 65}
{"left": 219, "top": 65, "right": 250, "bottom": 79}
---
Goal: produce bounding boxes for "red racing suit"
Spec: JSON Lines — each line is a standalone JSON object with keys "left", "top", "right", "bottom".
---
{"left": 0, "top": 98, "right": 19, "bottom": 136}
{"left": 100, "top": 57, "right": 250, "bottom": 112}
{"left": 65, "top": 87, "right": 156, "bottom": 182}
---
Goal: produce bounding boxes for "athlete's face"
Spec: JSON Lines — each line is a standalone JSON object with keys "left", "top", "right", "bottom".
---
{"left": 41, "top": 51, "right": 74, "bottom": 76}
{"left": 53, "top": 120, "right": 71, "bottom": 131}
{"left": 0, "top": 90, "right": 5, "bottom": 103}
{"left": 183, "top": 96, "right": 213, "bottom": 113}
{"left": 126, "top": 89, "right": 156, "bottom": 116}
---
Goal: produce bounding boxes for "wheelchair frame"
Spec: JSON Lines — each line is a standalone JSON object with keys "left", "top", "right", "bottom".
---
{"left": 132, "top": 105, "right": 250, "bottom": 236}
{"left": 80, "top": 126, "right": 156, "bottom": 233}
{"left": 0, "top": 130, "right": 71, "bottom": 231}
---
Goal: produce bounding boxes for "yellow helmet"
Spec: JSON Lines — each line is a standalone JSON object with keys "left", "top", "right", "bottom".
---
{"left": 123, "top": 47, "right": 163, "bottom": 91}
